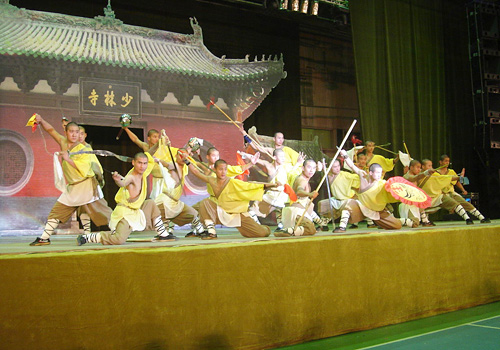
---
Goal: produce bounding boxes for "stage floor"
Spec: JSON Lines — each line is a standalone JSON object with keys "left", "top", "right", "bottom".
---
{"left": 1, "top": 219, "right": 498, "bottom": 256}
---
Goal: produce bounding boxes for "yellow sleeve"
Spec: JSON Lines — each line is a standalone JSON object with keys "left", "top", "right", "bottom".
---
{"left": 368, "top": 155, "right": 395, "bottom": 172}
{"left": 283, "top": 146, "right": 300, "bottom": 166}
{"left": 154, "top": 138, "right": 178, "bottom": 162}
{"left": 227, "top": 165, "right": 244, "bottom": 178}
{"left": 423, "top": 174, "right": 454, "bottom": 197}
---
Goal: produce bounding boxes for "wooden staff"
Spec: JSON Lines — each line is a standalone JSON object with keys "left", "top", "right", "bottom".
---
{"left": 294, "top": 120, "right": 357, "bottom": 231}
{"left": 375, "top": 145, "right": 398, "bottom": 155}
{"left": 208, "top": 100, "right": 274, "bottom": 159}
{"left": 403, "top": 141, "right": 410, "bottom": 158}
{"left": 322, "top": 159, "right": 336, "bottom": 223}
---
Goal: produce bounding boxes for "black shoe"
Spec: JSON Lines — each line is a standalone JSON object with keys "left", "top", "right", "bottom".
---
{"left": 201, "top": 231, "right": 217, "bottom": 240}
{"left": 29, "top": 237, "right": 50, "bottom": 246}
{"left": 421, "top": 221, "right": 435, "bottom": 227}
{"left": 480, "top": 218, "right": 491, "bottom": 223}
{"left": 333, "top": 227, "right": 346, "bottom": 233}
{"left": 274, "top": 228, "right": 293, "bottom": 237}
{"left": 466, "top": 219, "right": 474, "bottom": 225}
{"left": 185, "top": 231, "right": 199, "bottom": 238}
{"left": 349, "top": 224, "right": 358, "bottom": 229}
{"left": 367, "top": 224, "right": 377, "bottom": 229}
{"left": 274, "top": 223, "right": 284, "bottom": 232}
{"left": 76, "top": 235, "right": 87, "bottom": 246}
{"left": 316, "top": 225, "right": 329, "bottom": 232}
{"left": 153, "top": 234, "right": 178, "bottom": 242}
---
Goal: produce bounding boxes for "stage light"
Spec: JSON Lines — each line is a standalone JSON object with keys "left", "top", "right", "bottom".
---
{"left": 311, "top": 0, "right": 319, "bottom": 15}
{"left": 301, "top": 0, "right": 309, "bottom": 13}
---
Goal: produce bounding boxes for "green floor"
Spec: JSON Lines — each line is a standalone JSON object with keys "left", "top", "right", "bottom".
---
{"left": 273, "top": 301, "right": 500, "bottom": 350}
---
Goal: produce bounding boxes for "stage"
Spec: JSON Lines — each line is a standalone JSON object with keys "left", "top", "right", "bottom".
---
{"left": 1, "top": 221, "right": 500, "bottom": 350}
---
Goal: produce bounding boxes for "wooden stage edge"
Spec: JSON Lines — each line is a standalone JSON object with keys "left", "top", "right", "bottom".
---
{"left": 0, "top": 220, "right": 499, "bottom": 350}
{"left": 1, "top": 219, "right": 499, "bottom": 256}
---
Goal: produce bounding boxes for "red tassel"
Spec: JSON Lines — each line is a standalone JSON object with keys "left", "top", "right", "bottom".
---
{"left": 283, "top": 184, "right": 297, "bottom": 202}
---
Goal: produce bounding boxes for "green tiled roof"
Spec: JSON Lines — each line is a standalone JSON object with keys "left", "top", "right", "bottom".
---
{"left": 0, "top": 2, "right": 285, "bottom": 81}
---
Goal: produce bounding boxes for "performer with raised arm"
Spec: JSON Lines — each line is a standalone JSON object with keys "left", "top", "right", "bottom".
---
{"left": 274, "top": 159, "right": 320, "bottom": 237}
{"left": 318, "top": 158, "right": 361, "bottom": 233}
{"left": 77, "top": 152, "right": 176, "bottom": 245}
{"left": 242, "top": 128, "right": 303, "bottom": 167}
{"left": 29, "top": 115, "right": 112, "bottom": 246}
{"left": 204, "top": 147, "right": 258, "bottom": 177}
{"left": 341, "top": 150, "right": 402, "bottom": 230}
{"left": 181, "top": 152, "right": 278, "bottom": 239}
{"left": 153, "top": 148, "right": 205, "bottom": 239}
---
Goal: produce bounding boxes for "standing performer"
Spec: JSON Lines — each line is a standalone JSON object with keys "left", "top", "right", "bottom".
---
{"left": 317, "top": 159, "right": 361, "bottom": 233}
{"left": 154, "top": 148, "right": 205, "bottom": 238}
{"left": 30, "top": 115, "right": 112, "bottom": 246}
{"left": 275, "top": 159, "right": 320, "bottom": 237}
{"left": 77, "top": 152, "right": 176, "bottom": 245}
{"left": 341, "top": 150, "right": 402, "bottom": 230}
{"left": 183, "top": 156, "right": 278, "bottom": 239}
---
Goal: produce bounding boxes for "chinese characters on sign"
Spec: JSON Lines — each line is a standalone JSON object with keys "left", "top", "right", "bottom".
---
{"left": 79, "top": 78, "right": 141, "bottom": 116}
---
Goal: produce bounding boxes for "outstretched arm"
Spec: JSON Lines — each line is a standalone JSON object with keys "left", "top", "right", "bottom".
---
{"left": 178, "top": 151, "right": 210, "bottom": 183}
{"left": 123, "top": 127, "right": 148, "bottom": 151}
{"left": 35, "top": 114, "right": 65, "bottom": 147}
{"left": 340, "top": 150, "right": 366, "bottom": 177}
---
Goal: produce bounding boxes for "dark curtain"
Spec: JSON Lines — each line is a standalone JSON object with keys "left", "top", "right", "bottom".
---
{"left": 350, "top": 0, "right": 500, "bottom": 217}
{"left": 350, "top": 0, "right": 463, "bottom": 169}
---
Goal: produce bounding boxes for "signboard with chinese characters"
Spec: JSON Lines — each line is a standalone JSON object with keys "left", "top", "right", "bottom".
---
{"left": 79, "top": 78, "right": 141, "bottom": 116}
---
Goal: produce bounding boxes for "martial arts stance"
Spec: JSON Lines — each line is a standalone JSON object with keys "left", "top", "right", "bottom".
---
{"left": 341, "top": 150, "right": 402, "bottom": 230}
{"left": 420, "top": 158, "right": 489, "bottom": 224}
{"left": 400, "top": 159, "right": 435, "bottom": 227}
{"left": 246, "top": 148, "right": 304, "bottom": 227}
{"left": 154, "top": 148, "right": 205, "bottom": 238}
{"left": 77, "top": 152, "right": 176, "bottom": 245}
{"left": 30, "top": 115, "right": 112, "bottom": 246}
{"left": 318, "top": 159, "right": 360, "bottom": 233}
{"left": 274, "top": 159, "right": 320, "bottom": 237}
{"left": 184, "top": 155, "right": 278, "bottom": 239}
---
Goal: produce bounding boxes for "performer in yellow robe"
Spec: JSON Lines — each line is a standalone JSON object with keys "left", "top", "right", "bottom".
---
{"left": 400, "top": 159, "right": 435, "bottom": 227}
{"left": 30, "top": 116, "right": 112, "bottom": 246}
{"left": 364, "top": 140, "right": 399, "bottom": 176}
{"left": 77, "top": 152, "right": 176, "bottom": 245}
{"left": 420, "top": 157, "right": 489, "bottom": 224}
{"left": 274, "top": 159, "right": 320, "bottom": 237}
{"left": 341, "top": 150, "right": 402, "bottom": 230}
{"left": 154, "top": 148, "right": 205, "bottom": 238}
{"left": 318, "top": 159, "right": 361, "bottom": 232}
{"left": 244, "top": 149, "right": 303, "bottom": 227}
{"left": 183, "top": 155, "right": 278, "bottom": 239}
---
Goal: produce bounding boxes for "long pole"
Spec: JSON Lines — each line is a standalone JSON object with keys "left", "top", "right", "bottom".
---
{"left": 209, "top": 100, "right": 274, "bottom": 159}
{"left": 294, "top": 119, "right": 357, "bottom": 230}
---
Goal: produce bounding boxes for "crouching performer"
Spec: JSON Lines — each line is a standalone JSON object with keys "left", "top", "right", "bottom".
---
{"left": 183, "top": 153, "right": 278, "bottom": 239}
{"left": 77, "top": 152, "right": 176, "bottom": 245}
{"left": 341, "top": 150, "right": 402, "bottom": 230}
{"left": 275, "top": 159, "right": 320, "bottom": 237}
{"left": 155, "top": 148, "right": 205, "bottom": 238}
